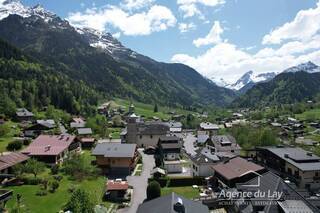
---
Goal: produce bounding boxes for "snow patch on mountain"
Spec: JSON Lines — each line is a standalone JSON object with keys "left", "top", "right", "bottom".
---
{"left": 221, "top": 71, "right": 276, "bottom": 91}
{"left": 283, "top": 61, "right": 320, "bottom": 74}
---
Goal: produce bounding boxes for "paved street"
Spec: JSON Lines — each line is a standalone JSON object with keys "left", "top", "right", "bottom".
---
{"left": 183, "top": 133, "right": 197, "bottom": 156}
{"left": 118, "top": 149, "right": 155, "bottom": 213}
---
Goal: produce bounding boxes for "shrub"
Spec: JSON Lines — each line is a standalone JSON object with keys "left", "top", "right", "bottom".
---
{"left": 6, "top": 140, "right": 23, "bottom": 151}
{"left": 50, "top": 180, "right": 59, "bottom": 193}
{"left": 146, "top": 181, "right": 161, "bottom": 201}
{"left": 22, "top": 177, "right": 43, "bottom": 185}
{"left": 23, "top": 139, "right": 31, "bottom": 146}
{"left": 51, "top": 165, "right": 59, "bottom": 175}
{"left": 53, "top": 175, "right": 63, "bottom": 181}
{"left": 36, "top": 190, "right": 48, "bottom": 196}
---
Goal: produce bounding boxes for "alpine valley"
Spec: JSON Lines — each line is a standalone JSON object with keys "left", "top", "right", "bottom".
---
{"left": 0, "top": 0, "right": 236, "bottom": 115}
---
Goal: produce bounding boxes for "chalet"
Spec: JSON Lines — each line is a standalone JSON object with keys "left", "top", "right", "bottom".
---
{"left": 255, "top": 147, "right": 320, "bottom": 190}
{"left": 70, "top": 117, "right": 86, "bottom": 129}
{"left": 104, "top": 179, "right": 130, "bottom": 201}
{"left": 199, "top": 122, "right": 219, "bottom": 136}
{"left": 208, "top": 135, "right": 241, "bottom": 156}
{"left": 24, "top": 119, "right": 56, "bottom": 137}
{"left": 230, "top": 171, "right": 318, "bottom": 213}
{"left": 137, "top": 192, "right": 209, "bottom": 213}
{"left": 158, "top": 135, "right": 183, "bottom": 173}
{"left": 77, "top": 128, "right": 94, "bottom": 148}
{"left": 122, "top": 117, "right": 169, "bottom": 147}
{"left": 15, "top": 108, "right": 34, "bottom": 122}
{"left": 158, "top": 136, "right": 182, "bottom": 161}
{"left": 211, "top": 157, "right": 265, "bottom": 187}
{"left": 191, "top": 147, "right": 221, "bottom": 177}
{"left": 92, "top": 143, "right": 138, "bottom": 176}
{"left": 0, "top": 152, "right": 29, "bottom": 174}
{"left": 21, "top": 135, "right": 79, "bottom": 164}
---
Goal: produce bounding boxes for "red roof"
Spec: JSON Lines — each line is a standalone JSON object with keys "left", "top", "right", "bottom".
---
{"left": 106, "top": 180, "right": 129, "bottom": 191}
{"left": 0, "top": 152, "right": 29, "bottom": 171}
{"left": 212, "top": 157, "right": 264, "bottom": 180}
{"left": 22, "top": 135, "right": 76, "bottom": 156}
{"left": 80, "top": 138, "right": 95, "bottom": 143}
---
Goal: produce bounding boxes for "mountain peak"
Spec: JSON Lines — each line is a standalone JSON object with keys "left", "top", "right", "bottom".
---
{"left": 283, "top": 61, "right": 320, "bottom": 73}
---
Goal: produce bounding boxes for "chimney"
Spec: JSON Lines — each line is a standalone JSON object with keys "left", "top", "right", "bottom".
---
{"left": 173, "top": 197, "right": 185, "bottom": 213}
{"left": 45, "top": 145, "right": 51, "bottom": 152}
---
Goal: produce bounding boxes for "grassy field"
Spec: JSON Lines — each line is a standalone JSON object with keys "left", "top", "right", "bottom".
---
{"left": 113, "top": 98, "right": 194, "bottom": 120}
{"left": 0, "top": 121, "right": 22, "bottom": 152}
{"left": 5, "top": 151, "right": 112, "bottom": 212}
{"left": 296, "top": 108, "right": 320, "bottom": 121}
{"left": 161, "top": 186, "right": 199, "bottom": 199}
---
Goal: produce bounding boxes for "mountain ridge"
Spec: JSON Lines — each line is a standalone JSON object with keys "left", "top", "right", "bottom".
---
{"left": 0, "top": 0, "right": 236, "bottom": 109}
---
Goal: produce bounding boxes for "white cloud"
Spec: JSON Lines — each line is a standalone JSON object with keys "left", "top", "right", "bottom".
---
{"left": 172, "top": 1, "right": 320, "bottom": 83}
{"left": 262, "top": 1, "right": 320, "bottom": 44}
{"left": 121, "top": 0, "right": 154, "bottom": 10}
{"left": 112, "top": 32, "right": 121, "bottom": 38}
{"left": 177, "top": 0, "right": 225, "bottom": 19}
{"left": 179, "top": 22, "right": 196, "bottom": 33}
{"left": 67, "top": 5, "right": 176, "bottom": 36}
{"left": 193, "top": 21, "right": 223, "bottom": 47}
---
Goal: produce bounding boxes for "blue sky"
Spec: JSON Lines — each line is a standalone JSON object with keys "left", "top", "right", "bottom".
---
{"left": 21, "top": 0, "right": 320, "bottom": 83}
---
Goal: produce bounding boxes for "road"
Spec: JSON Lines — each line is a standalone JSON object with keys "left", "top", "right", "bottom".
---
{"left": 118, "top": 149, "right": 155, "bottom": 213}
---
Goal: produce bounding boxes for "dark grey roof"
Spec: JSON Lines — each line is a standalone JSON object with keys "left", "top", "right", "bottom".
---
{"left": 36, "top": 120, "right": 56, "bottom": 129}
{"left": 197, "top": 134, "right": 209, "bottom": 144}
{"left": 16, "top": 108, "right": 34, "bottom": 117}
{"left": 235, "top": 171, "right": 318, "bottom": 213}
{"left": 77, "top": 128, "right": 93, "bottom": 135}
{"left": 261, "top": 147, "right": 320, "bottom": 171}
{"left": 138, "top": 122, "right": 169, "bottom": 135}
{"left": 92, "top": 143, "right": 136, "bottom": 158}
{"left": 191, "top": 147, "right": 220, "bottom": 164}
{"left": 137, "top": 192, "right": 209, "bottom": 213}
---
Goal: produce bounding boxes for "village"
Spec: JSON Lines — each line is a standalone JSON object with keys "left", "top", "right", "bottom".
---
{"left": 0, "top": 100, "right": 320, "bottom": 213}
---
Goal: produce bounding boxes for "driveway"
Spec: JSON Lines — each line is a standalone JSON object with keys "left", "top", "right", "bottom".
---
{"left": 183, "top": 133, "right": 197, "bottom": 156}
{"left": 118, "top": 149, "right": 155, "bottom": 213}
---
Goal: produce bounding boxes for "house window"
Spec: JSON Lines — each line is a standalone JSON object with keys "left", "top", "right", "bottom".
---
{"left": 112, "top": 160, "right": 115, "bottom": 164}
{"left": 316, "top": 172, "right": 319, "bottom": 176}
{"left": 150, "top": 135, "right": 153, "bottom": 139}
{"left": 140, "top": 135, "right": 142, "bottom": 139}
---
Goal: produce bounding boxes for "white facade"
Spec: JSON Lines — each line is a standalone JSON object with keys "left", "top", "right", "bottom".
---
{"left": 164, "top": 161, "right": 182, "bottom": 173}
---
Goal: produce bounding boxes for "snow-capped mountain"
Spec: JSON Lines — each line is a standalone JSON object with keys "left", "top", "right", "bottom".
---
{"left": 0, "top": 0, "right": 131, "bottom": 59}
{"left": 1, "top": 0, "right": 56, "bottom": 22}
{"left": 76, "top": 27, "right": 134, "bottom": 59}
{"left": 225, "top": 71, "right": 276, "bottom": 91}
{"left": 283, "top": 61, "right": 320, "bottom": 74}
{"left": 211, "top": 77, "right": 229, "bottom": 87}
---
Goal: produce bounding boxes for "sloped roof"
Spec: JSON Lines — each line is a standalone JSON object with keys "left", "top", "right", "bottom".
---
{"left": 212, "top": 157, "right": 264, "bottom": 180}
{"left": 92, "top": 143, "right": 136, "bottom": 158}
{"left": 106, "top": 180, "right": 129, "bottom": 191}
{"left": 22, "top": 135, "right": 75, "bottom": 156}
{"left": 0, "top": 152, "right": 29, "bottom": 171}
{"left": 16, "top": 108, "right": 34, "bottom": 117}
{"left": 137, "top": 192, "right": 209, "bottom": 213}
{"left": 77, "top": 128, "right": 93, "bottom": 135}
